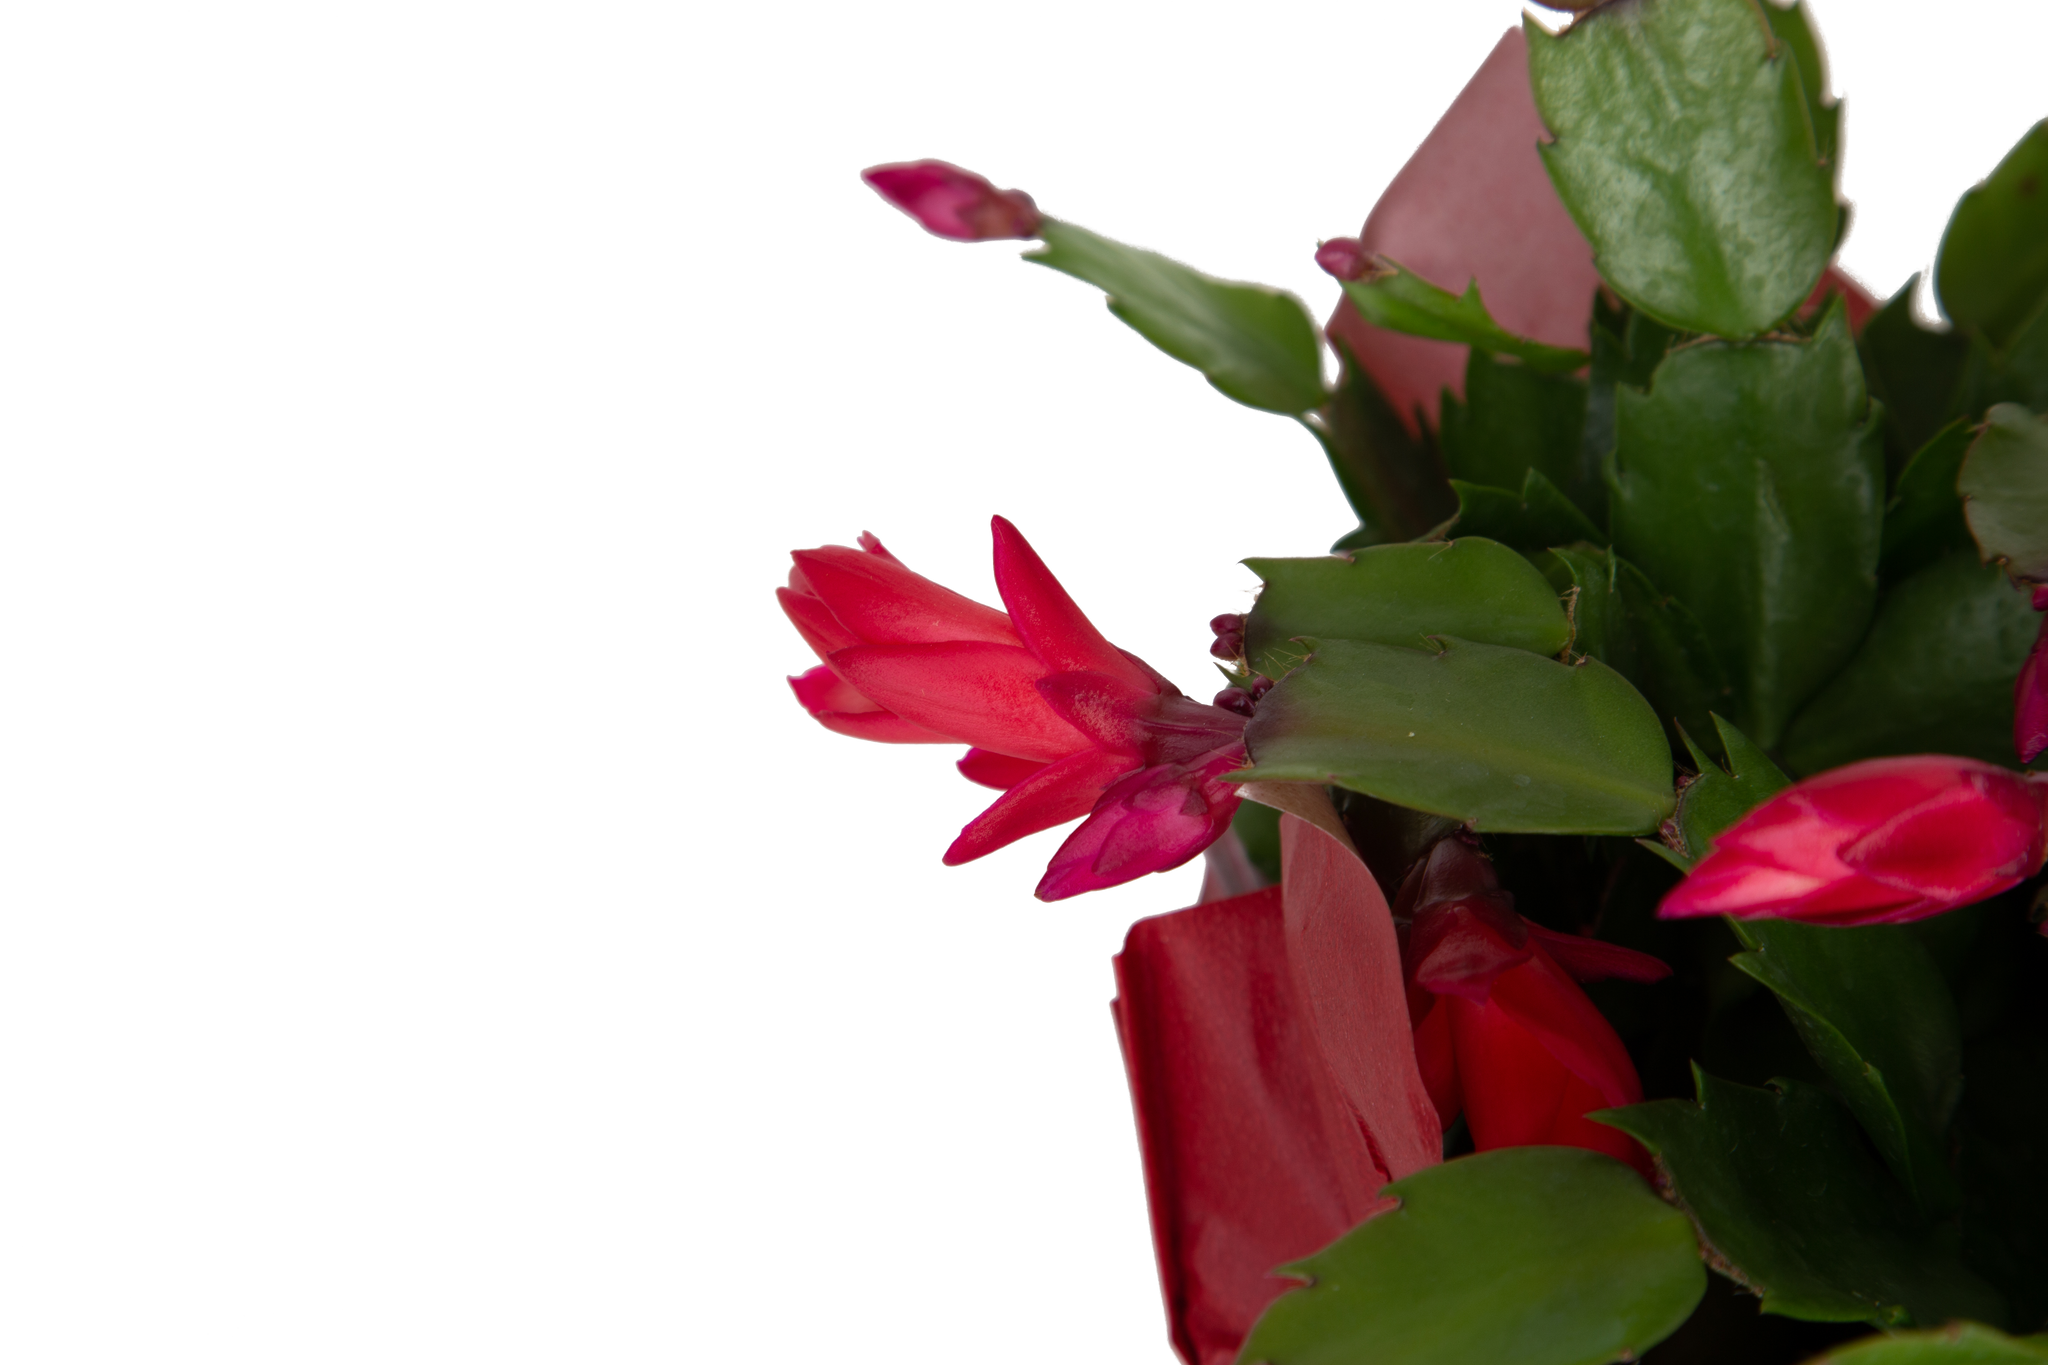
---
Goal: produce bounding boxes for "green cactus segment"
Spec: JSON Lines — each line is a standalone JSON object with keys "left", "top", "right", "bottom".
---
{"left": 1801, "top": 1323, "right": 2048, "bottom": 1365}
{"left": 1442, "top": 348, "right": 1603, "bottom": 525}
{"left": 1959, "top": 404, "right": 2048, "bottom": 582}
{"left": 1448, "top": 471, "right": 1603, "bottom": 553}
{"left": 1339, "top": 262, "right": 1591, "bottom": 373}
{"left": 1672, "top": 714, "right": 1790, "bottom": 863}
{"left": 1309, "top": 339, "right": 1458, "bottom": 545}
{"left": 1935, "top": 122, "right": 2048, "bottom": 352}
{"left": 1882, "top": 422, "right": 1979, "bottom": 585}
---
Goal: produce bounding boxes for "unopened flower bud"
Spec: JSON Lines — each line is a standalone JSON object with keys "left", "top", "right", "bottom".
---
{"left": 1314, "top": 237, "right": 1373, "bottom": 282}
{"left": 1213, "top": 688, "right": 1257, "bottom": 717}
{"left": 861, "top": 160, "right": 1042, "bottom": 241}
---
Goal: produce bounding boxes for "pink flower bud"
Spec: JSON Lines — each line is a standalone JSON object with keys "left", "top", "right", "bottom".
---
{"left": 1313, "top": 236, "right": 1373, "bottom": 282}
{"left": 860, "top": 159, "right": 1042, "bottom": 241}
{"left": 1660, "top": 756, "right": 2048, "bottom": 926}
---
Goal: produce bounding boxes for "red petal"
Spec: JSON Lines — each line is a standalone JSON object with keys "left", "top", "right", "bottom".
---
{"left": 1406, "top": 900, "right": 1531, "bottom": 1001}
{"left": 1035, "top": 670, "right": 1156, "bottom": 754}
{"left": 2016, "top": 616, "right": 2048, "bottom": 763}
{"left": 990, "top": 516, "right": 1157, "bottom": 689}
{"left": 1325, "top": 29, "right": 1602, "bottom": 430}
{"left": 1035, "top": 753, "right": 1241, "bottom": 900}
{"left": 1113, "top": 888, "right": 1392, "bottom": 1365}
{"left": 777, "top": 586, "right": 859, "bottom": 661}
{"left": 1413, "top": 999, "right": 1461, "bottom": 1131}
{"left": 792, "top": 544, "right": 1021, "bottom": 648}
{"left": 1447, "top": 990, "right": 1651, "bottom": 1177}
{"left": 829, "top": 641, "right": 1084, "bottom": 759}
{"left": 1279, "top": 815, "right": 1445, "bottom": 1183}
{"left": 788, "top": 665, "right": 951, "bottom": 744}
{"left": 943, "top": 746, "right": 1134, "bottom": 865}
{"left": 956, "top": 748, "right": 1048, "bottom": 791}
{"left": 1841, "top": 765, "right": 2046, "bottom": 901}
{"left": 1523, "top": 923, "right": 1672, "bottom": 984}
{"left": 1484, "top": 948, "right": 1642, "bottom": 1112}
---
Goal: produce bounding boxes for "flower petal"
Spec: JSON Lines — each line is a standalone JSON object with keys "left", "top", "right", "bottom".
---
{"left": 777, "top": 586, "right": 859, "bottom": 661}
{"left": 1325, "top": 29, "right": 1602, "bottom": 428}
{"left": 792, "top": 544, "right": 1021, "bottom": 647}
{"left": 1112, "top": 888, "right": 1391, "bottom": 1365}
{"left": 830, "top": 641, "right": 1084, "bottom": 759}
{"left": 788, "top": 664, "right": 951, "bottom": 744}
{"left": 1522, "top": 923, "right": 1672, "bottom": 984}
{"left": 990, "top": 516, "right": 1158, "bottom": 689}
{"left": 956, "top": 748, "right": 1048, "bottom": 791}
{"left": 944, "top": 746, "right": 1136, "bottom": 865}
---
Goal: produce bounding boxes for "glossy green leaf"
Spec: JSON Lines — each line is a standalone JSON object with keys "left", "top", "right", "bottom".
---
{"left": 1449, "top": 470, "right": 1603, "bottom": 552}
{"left": 1237, "top": 1147, "right": 1704, "bottom": 1365}
{"left": 1805, "top": 1324, "right": 2048, "bottom": 1365}
{"left": 1935, "top": 122, "right": 2048, "bottom": 351}
{"left": 1239, "top": 635, "right": 1675, "bottom": 835}
{"left": 1307, "top": 338, "right": 1456, "bottom": 544}
{"left": 1673, "top": 713, "right": 1789, "bottom": 862}
{"left": 1339, "top": 262, "right": 1590, "bottom": 373}
{"left": 1861, "top": 279, "right": 1970, "bottom": 468}
{"left": 1960, "top": 404, "right": 2048, "bottom": 581}
{"left": 1728, "top": 919, "right": 1963, "bottom": 1214}
{"left": 1584, "top": 297, "right": 1681, "bottom": 481}
{"left": 1443, "top": 348, "right": 1601, "bottom": 522}
{"left": 1027, "top": 220, "right": 1326, "bottom": 414}
{"left": 1526, "top": 0, "right": 1838, "bottom": 337}
{"left": 1600, "top": 1071, "right": 2008, "bottom": 1328}
{"left": 1956, "top": 308, "right": 2048, "bottom": 423}
{"left": 1609, "top": 301, "right": 1882, "bottom": 747}
{"left": 1762, "top": 0, "right": 1839, "bottom": 174}
{"left": 1881, "top": 423, "right": 1977, "bottom": 585}
{"left": 1780, "top": 552, "right": 2037, "bottom": 773}
{"left": 1242, "top": 538, "right": 1569, "bottom": 679}
{"left": 1541, "top": 545, "right": 1731, "bottom": 748}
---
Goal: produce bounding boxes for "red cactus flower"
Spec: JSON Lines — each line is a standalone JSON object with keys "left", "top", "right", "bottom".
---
{"left": 779, "top": 517, "right": 1246, "bottom": 899}
{"left": 1660, "top": 756, "right": 2048, "bottom": 926}
{"left": 861, "top": 159, "right": 1042, "bottom": 241}
{"left": 1398, "top": 839, "right": 1668, "bottom": 1177}
{"left": 1113, "top": 813, "right": 1438, "bottom": 1365}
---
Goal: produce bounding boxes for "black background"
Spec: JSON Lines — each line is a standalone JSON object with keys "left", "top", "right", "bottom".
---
{"left": 8, "top": 0, "right": 2039, "bottom": 1358}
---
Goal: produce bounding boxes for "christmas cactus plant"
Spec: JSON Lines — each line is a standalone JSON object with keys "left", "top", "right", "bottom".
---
{"left": 783, "top": 0, "right": 2048, "bottom": 1360}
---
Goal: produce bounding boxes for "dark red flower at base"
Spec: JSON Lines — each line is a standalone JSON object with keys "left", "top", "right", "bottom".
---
{"left": 1397, "top": 839, "right": 1668, "bottom": 1177}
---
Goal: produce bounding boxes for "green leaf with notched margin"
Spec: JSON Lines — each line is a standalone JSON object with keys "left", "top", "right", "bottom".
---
{"left": 1936, "top": 122, "right": 2048, "bottom": 352}
{"left": 1242, "top": 538, "right": 1568, "bottom": 679}
{"left": 1449, "top": 470, "right": 1604, "bottom": 552}
{"left": 1026, "top": 219, "right": 1326, "bottom": 415}
{"left": 1340, "top": 262, "right": 1591, "bottom": 374}
{"left": 1728, "top": 918, "right": 1963, "bottom": 1214}
{"left": 1608, "top": 300, "right": 1882, "bottom": 748}
{"left": 1238, "top": 635, "right": 1674, "bottom": 835}
{"left": 1762, "top": 0, "right": 1839, "bottom": 175}
{"left": 1804, "top": 1324, "right": 2048, "bottom": 1365}
{"left": 1960, "top": 404, "right": 2048, "bottom": 582}
{"left": 1599, "top": 1071, "right": 2008, "bottom": 1329}
{"left": 1539, "top": 545, "right": 1730, "bottom": 748}
{"left": 1526, "top": 0, "right": 1839, "bottom": 337}
{"left": 1958, "top": 306, "right": 2048, "bottom": 420}
{"left": 1673, "top": 713, "right": 1789, "bottom": 861}
{"left": 1236, "top": 1147, "right": 1704, "bottom": 1365}
{"left": 1442, "top": 349, "right": 1600, "bottom": 520}
{"left": 1780, "top": 552, "right": 2037, "bottom": 774}
{"left": 1307, "top": 337, "right": 1456, "bottom": 544}
{"left": 1861, "top": 279, "right": 1970, "bottom": 469}
{"left": 1882, "top": 423, "right": 1978, "bottom": 586}
{"left": 1585, "top": 296, "right": 1682, "bottom": 483}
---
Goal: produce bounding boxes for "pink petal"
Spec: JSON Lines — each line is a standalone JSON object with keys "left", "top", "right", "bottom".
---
{"left": 944, "top": 746, "right": 1135, "bottom": 865}
{"left": 777, "top": 585, "right": 860, "bottom": 661}
{"left": 1112, "top": 887, "right": 1393, "bottom": 1365}
{"left": 956, "top": 748, "right": 1048, "bottom": 791}
{"left": 1523, "top": 923, "right": 1673, "bottom": 984}
{"left": 1277, "top": 813, "right": 1444, "bottom": 1183}
{"left": 862, "top": 160, "right": 1042, "bottom": 241}
{"left": 829, "top": 641, "right": 1084, "bottom": 759}
{"left": 1035, "top": 747, "right": 1246, "bottom": 900}
{"left": 788, "top": 664, "right": 951, "bottom": 744}
{"left": 1326, "top": 29, "right": 1602, "bottom": 429}
{"left": 1034, "top": 670, "right": 1157, "bottom": 754}
{"left": 1840, "top": 766, "right": 2046, "bottom": 901}
{"left": 989, "top": 516, "right": 1158, "bottom": 690}
{"left": 792, "top": 544, "right": 1021, "bottom": 648}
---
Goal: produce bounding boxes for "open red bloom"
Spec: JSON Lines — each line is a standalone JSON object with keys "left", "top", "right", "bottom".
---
{"left": 1660, "top": 755, "right": 2048, "bottom": 926}
{"left": 779, "top": 517, "right": 1246, "bottom": 899}
{"left": 861, "top": 159, "right": 1042, "bottom": 241}
{"left": 1113, "top": 814, "right": 1438, "bottom": 1365}
{"left": 1398, "top": 839, "right": 1667, "bottom": 1178}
